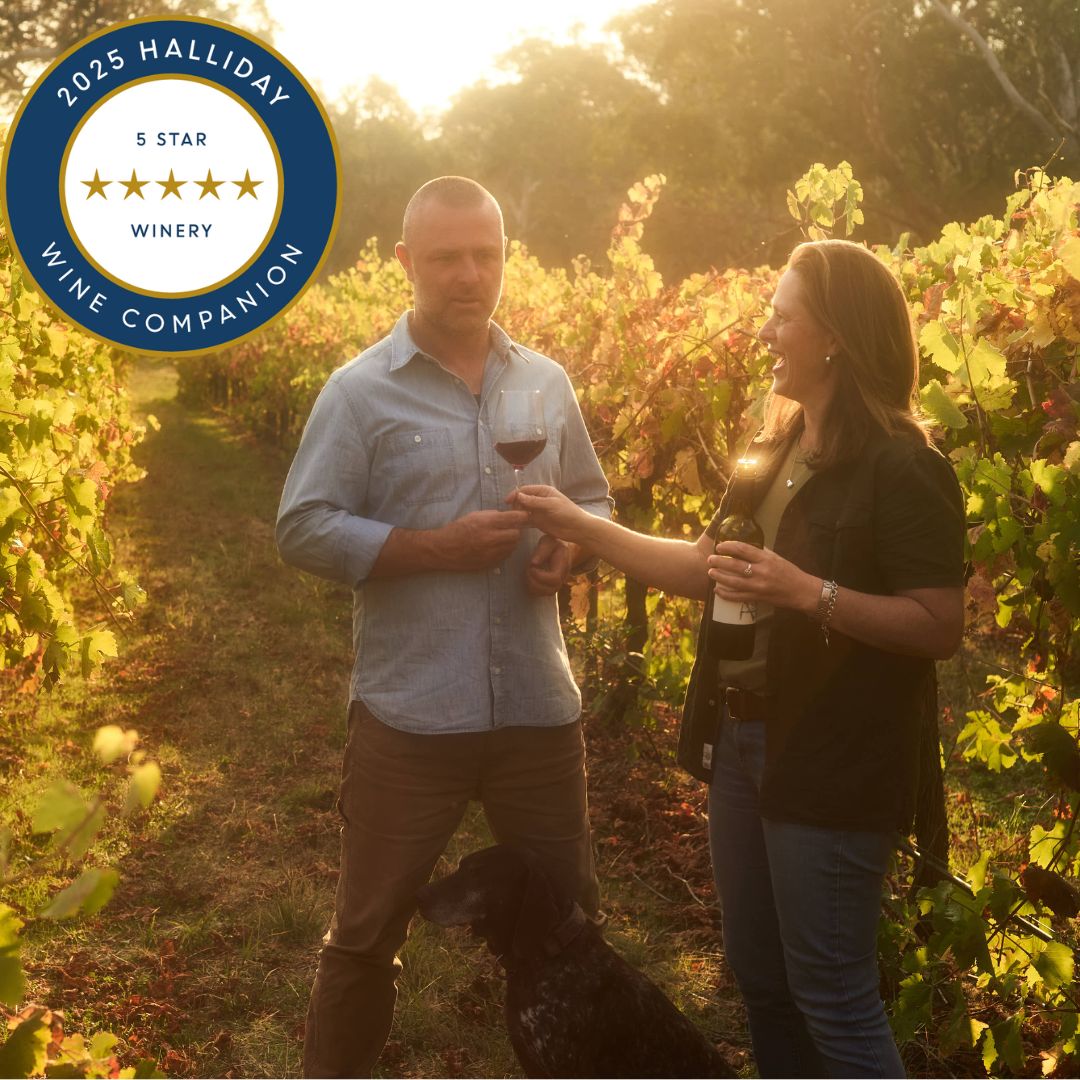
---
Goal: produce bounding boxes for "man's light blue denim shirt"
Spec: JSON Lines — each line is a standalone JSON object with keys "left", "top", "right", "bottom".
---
{"left": 276, "top": 313, "right": 613, "bottom": 733}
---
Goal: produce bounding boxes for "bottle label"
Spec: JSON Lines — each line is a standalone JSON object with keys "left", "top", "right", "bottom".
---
{"left": 712, "top": 595, "right": 757, "bottom": 626}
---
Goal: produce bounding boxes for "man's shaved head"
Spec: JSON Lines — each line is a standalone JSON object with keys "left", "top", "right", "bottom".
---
{"left": 402, "top": 176, "right": 503, "bottom": 246}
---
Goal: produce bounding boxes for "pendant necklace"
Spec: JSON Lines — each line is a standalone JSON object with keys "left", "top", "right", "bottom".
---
{"left": 785, "top": 439, "right": 806, "bottom": 489}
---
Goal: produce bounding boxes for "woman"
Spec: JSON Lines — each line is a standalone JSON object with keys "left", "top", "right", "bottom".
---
{"left": 512, "top": 239, "right": 965, "bottom": 1078}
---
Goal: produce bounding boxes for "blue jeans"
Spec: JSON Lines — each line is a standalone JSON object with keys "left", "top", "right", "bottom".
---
{"left": 708, "top": 714, "right": 905, "bottom": 1079}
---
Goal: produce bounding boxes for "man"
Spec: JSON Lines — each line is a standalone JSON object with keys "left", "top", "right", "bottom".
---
{"left": 276, "top": 176, "right": 612, "bottom": 1077}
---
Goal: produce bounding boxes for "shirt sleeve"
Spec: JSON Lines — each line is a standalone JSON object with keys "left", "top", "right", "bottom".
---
{"left": 874, "top": 442, "right": 966, "bottom": 592}
{"left": 555, "top": 367, "right": 613, "bottom": 518}
{"left": 555, "top": 367, "right": 613, "bottom": 571}
{"left": 275, "top": 375, "right": 393, "bottom": 587}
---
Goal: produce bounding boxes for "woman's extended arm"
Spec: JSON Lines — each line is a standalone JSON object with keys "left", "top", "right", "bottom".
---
{"left": 512, "top": 484, "right": 712, "bottom": 600}
{"left": 709, "top": 540, "right": 964, "bottom": 660}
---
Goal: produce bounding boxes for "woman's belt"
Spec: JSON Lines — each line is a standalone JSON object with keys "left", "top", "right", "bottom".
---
{"left": 722, "top": 685, "right": 769, "bottom": 723}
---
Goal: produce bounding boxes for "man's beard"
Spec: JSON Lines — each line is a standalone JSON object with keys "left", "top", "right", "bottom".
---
{"left": 424, "top": 293, "right": 498, "bottom": 335}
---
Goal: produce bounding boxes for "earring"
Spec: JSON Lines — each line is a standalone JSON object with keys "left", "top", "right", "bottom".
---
{"left": 824, "top": 354, "right": 833, "bottom": 365}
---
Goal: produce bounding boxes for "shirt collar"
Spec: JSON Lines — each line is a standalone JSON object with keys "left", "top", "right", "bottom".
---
{"left": 388, "top": 311, "right": 525, "bottom": 372}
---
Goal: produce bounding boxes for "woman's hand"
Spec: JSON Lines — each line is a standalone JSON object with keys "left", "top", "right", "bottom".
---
{"left": 712, "top": 541, "right": 964, "bottom": 658}
{"left": 509, "top": 484, "right": 595, "bottom": 545}
{"left": 708, "top": 540, "right": 820, "bottom": 615}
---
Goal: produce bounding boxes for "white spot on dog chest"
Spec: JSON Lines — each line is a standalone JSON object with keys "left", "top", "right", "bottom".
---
{"left": 517, "top": 1006, "right": 540, "bottom": 1034}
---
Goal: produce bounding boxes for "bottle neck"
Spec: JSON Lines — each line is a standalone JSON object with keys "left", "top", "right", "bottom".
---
{"left": 728, "top": 474, "right": 757, "bottom": 516}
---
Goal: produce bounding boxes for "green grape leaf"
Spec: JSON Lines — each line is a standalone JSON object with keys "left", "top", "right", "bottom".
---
{"left": 939, "top": 997, "right": 988, "bottom": 1053}
{"left": 1058, "top": 236, "right": 1080, "bottom": 281}
{"left": 86, "top": 527, "right": 112, "bottom": 571}
{"left": 920, "top": 379, "right": 967, "bottom": 429}
{"left": 958, "top": 711, "right": 1017, "bottom": 771}
{"left": 79, "top": 629, "right": 117, "bottom": 678}
{"left": 31, "top": 780, "right": 87, "bottom": 835}
{"left": 919, "top": 320, "right": 962, "bottom": 374}
{"left": 1032, "top": 940, "right": 1074, "bottom": 989}
{"left": 891, "top": 976, "right": 933, "bottom": 1044}
{"left": 989, "top": 1015, "right": 1025, "bottom": 1075}
{"left": 130, "top": 1059, "right": 167, "bottom": 1078}
{"left": 40, "top": 867, "right": 119, "bottom": 920}
{"left": 1030, "top": 459, "right": 1068, "bottom": 507}
{"left": 0, "top": 485, "right": 21, "bottom": 524}
{"left": 0, "top": 1012, "right": 49, "bottom": 1079}
{"left": 93, "top": 725, "right": 138, "bottom": 765}
{"left": 124, "top": 762, "right": 161, "bottom": 814}
{"left": 89, "top": 1032, "right": 119, "bottom": 1060}
{"left": 0, "top": 905, "right": 26, "bottom": 1008}
{"left": 980, "top": 1026, "right": 998, "bottom": 1074}
{"left": 1029, "top": 820, "right": 1072, "bottom": 870}
{"left": 966, "top": 338, "right": 1007, "bottom": 386}
{"left": 45, "top": 327, "right": 68, "bottom": 356}
{"left": 1025, "top": 723, "right": 1080, "bottom": 791}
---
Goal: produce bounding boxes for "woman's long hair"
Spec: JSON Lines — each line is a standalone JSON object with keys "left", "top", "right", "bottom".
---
{"left": 757, "top": 239, "right": 931, "bottom": 467}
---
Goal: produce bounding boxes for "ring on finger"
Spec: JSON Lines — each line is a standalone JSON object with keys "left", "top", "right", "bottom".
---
{"left": 743, "top": 562, "right": 753, "bottom": 577}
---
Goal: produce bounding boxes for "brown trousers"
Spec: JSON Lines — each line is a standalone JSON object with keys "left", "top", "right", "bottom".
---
{"left": 303, "top": 700, "right": 599, "bottom": 1078}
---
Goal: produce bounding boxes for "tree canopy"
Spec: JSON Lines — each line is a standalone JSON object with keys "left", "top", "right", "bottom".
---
{"left": 0, "top": 0, "right": 269, "bottom": 107}
{"left": 369, "top": 0, "right": 1080, "bottom": 278}
{"left": 3, "top": 0, "right": 1075, "bottom": 278}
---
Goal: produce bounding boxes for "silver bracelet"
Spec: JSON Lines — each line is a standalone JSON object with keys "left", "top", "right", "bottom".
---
{"left": 816, "top": 579, "right": 839, "bottom": 645}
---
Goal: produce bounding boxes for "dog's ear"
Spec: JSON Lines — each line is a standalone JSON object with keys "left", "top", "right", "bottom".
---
{"left": 510, "top": 860, "right": 564, "bottom": 961}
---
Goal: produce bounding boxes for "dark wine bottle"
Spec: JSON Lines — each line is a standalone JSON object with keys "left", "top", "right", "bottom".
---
{"left": 706, "top": 457, "right": 764, "bottom": 661}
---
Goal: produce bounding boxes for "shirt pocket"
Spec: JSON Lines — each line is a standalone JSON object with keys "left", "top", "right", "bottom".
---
{"left": 805, "top": 505, "right": 876, "bottom": 586}
{"left": 527, "top": 432, "right": 562, "bottom": 488}
{"left": 374, "top": 428, "right": 458, "bottom": 507}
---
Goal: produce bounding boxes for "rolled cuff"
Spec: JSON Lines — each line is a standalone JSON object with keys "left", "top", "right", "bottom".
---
{"left": 339, "top": 517, "right": 396, "bottom": 587}
{"left": 276, "top": 506, "right": 395, "bottom": 588}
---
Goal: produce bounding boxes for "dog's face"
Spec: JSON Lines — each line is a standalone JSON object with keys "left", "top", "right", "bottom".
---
{"left": 417, "top": 845, "right": 519, "bottom": 926}
{"left": 417, "top": 844, "right": 566, "bottom": 962}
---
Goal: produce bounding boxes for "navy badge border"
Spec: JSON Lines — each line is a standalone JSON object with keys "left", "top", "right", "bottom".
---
{"left": 1, "top": 15, "right": 342, "bottom": 356}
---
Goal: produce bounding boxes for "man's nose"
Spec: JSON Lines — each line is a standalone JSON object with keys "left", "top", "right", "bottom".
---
{"left": 458, "top": 255, "right": 481, "bottom": 282}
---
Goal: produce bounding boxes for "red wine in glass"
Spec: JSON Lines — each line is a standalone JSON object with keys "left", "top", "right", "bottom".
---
{"left": 493, "top": 389, "right": 547, "bottom": 487}
{"left": 494, "top": 438, "right": 547, "bottom": 469}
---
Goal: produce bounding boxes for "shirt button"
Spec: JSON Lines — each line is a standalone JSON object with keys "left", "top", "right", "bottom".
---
{"left": 413, "top": 434, "right": 422, "bottom": 443}
{"left": 493, "top": 666, "right": 502, "bottom": 675}
{"left": 484, "top": 466, "right": 492, "bottom": 474}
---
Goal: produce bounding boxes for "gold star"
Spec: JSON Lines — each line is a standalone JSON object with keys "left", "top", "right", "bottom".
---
{"left": 119, "top": 169, "right": 149, "bottom": 199}
{"left": 157, "top": 169, "right": 185, "bottom": 199}
{"left": 232, "top": 169, "right": 262, "bottom": 199}
{"left": 81, "top": 169, "right": 110, "bottom": 199}
{"left": 195, "top": 169, "right": 224, "bottom": 199}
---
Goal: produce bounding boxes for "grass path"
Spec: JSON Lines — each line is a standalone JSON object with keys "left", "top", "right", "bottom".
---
{"left": 10, "top": 357, "right": 746, "bottom": 1078}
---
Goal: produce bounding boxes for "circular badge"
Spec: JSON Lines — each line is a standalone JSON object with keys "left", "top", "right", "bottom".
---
{"left": 1, "top": 16, "right": 340, "bottom": 354}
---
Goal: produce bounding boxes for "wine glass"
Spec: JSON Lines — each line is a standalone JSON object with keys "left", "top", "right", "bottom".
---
{"left": 493, "top": 389, "right": 547, "bottom": 489}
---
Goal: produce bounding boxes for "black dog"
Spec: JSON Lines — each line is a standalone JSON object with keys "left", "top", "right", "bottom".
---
{"left": 416, "top": 844, "right": 736, "bottom": 1079}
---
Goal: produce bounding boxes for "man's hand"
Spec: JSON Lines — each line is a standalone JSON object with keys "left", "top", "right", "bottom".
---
{"left": 509, "top": 484, "right": 593, "bottom": 545}
{"left": 525, "top": 533, "right": 574, "bottom": 596}
{"left": 370, "top": 509, "right": 528, "bottom": 578}
{"left": 439, "top": 510, "right": 530, "bottom": 571}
